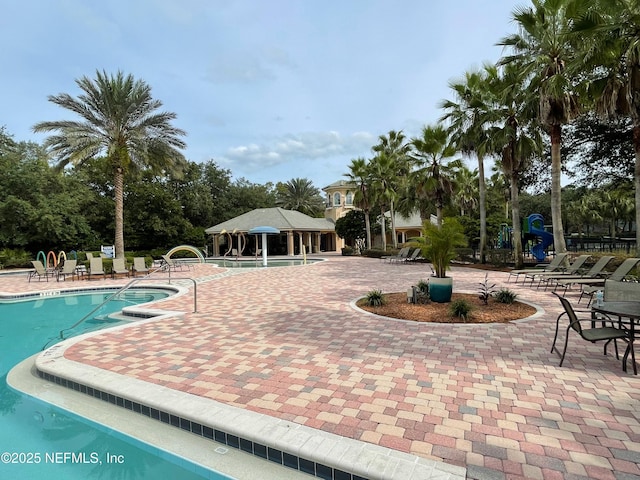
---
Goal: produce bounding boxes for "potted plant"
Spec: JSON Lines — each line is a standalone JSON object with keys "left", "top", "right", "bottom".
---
{"left": 410, "top": 218, "right": 467, "bottom": 302}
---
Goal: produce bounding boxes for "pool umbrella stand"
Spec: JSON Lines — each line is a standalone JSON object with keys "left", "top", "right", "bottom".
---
{"left": 248, "top": 226, "right": 280, "bottom": 266}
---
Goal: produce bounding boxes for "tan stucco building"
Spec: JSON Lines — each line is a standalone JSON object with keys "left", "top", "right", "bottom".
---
{"left": 322, "top": 180, "right": 425, "bottom": 249}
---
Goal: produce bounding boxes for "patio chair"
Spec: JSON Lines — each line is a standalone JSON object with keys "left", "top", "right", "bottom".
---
{"left": 56, "top": 259, "right": 77, "bottom": 282}
{"left": 383, "top": 247, "right": 410, "bottom": 263}
{"left": 161, "top": 254, "right": 181, "bottom": 272}
{"left": 564, "top": 257, "right": 640, "bottom": 303}
{"left": 525, "top": 254, "right": 590, "bottom": 289}
{"left": 551, "top": 256, "right": 615, "bottom": 294}
{"left": 87, "top": 257, "right": 106, "bottom": 280}
{"left": 132, "top": 257, "right": 149, "bottom": 277}
{"left": 507, "top": 253, "right": 569, "bottom": 283}
{"left": 403, "top": 248, "right": 423, "bottom": 264}
{"left": 28, "top": 260, "right": 50, "bottom": 282}
{"left": 111, "top": 258, "right": 129, "bottom": 278}
{"left": 551, "top": 292, "right": 628, "bottom": 368}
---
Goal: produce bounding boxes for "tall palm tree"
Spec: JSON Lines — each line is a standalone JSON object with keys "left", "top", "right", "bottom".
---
{"left": 499, "top": 0, "right": 580, "bottom": 255}
{"left": 33, "top": 70, "right": 186, "bottom": 258}
{"left": 485, "top": 63, "right": 542, "bottom": 269}
{"left": 410, "top": 125, "right": 462, "bottom": 227}
{"left": 372, "top": 130, "right": 410, "bottom": 248}
{"left": 276, "top": 177, "right": 324, "bottom": 216}
{"left": 368, "top": 153, "right": 396, "bottom": 251}
{"left": 345, "top": 157, "right": 373, "bottom": 249}
{"left": 440, "top": 67, "right": 493, "bottom": 262}
{"left": 571, "top": 0, "right": 640, "bottom": 254}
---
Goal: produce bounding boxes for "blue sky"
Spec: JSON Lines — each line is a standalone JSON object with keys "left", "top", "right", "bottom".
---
{"left": 1, "top": 0, "right": 522, "bottom": 189}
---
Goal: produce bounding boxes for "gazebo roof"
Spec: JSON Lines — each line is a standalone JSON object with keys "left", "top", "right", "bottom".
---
{"left": 205, "top": 207, "right": 335, "bottom": 235}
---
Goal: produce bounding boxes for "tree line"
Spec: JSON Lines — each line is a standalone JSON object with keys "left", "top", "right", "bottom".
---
{"left": 342, "top": 0, "right": 640, "bottom": 268}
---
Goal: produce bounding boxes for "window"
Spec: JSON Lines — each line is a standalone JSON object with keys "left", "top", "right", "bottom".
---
{"left": 333, "top": 192, "right": 341, "bottom": 206}
{"left": 345, "top": 192, "right": 353, "bottom": 205}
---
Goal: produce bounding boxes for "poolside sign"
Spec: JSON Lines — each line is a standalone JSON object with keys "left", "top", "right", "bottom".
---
{"left": 101, "top": 245, "right": 115, "bottom": 258}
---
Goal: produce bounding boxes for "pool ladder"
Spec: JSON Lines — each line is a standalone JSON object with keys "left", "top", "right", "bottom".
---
{"left": 42, "top": 271, "right": 197, "bottom": 349}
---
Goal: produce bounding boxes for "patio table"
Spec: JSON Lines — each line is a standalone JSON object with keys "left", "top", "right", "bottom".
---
{"left": 592, "top": 301, "right": 640, "bottom": 374}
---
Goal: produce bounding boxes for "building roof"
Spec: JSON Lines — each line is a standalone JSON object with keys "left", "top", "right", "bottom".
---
{"left": 382, "top": 210, "right": 425, "bottom": 229}
{"left": 205, "top": 207, "right": 335, "bottom": 235}
{"left": 322, "top": 180, "right": 356, "bottom": 191}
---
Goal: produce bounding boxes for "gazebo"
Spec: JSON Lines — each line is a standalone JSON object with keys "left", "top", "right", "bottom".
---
{"left": 205, "top": 207, "right": 337, "bottom": 257}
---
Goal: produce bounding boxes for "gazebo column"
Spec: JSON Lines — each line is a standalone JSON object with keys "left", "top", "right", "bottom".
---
{"left": 287, "top": 231, "right": 295, "bottom": 256}
{"left": 314, "top": 233, "right": 321, "bottom": 253}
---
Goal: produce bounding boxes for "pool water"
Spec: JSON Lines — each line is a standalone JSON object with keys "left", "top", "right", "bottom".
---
{"left": 207, "top": 258, "right": 321, "bottom": 268}
{"left": 0, "top": 289, "right": 232, "bottom": 479}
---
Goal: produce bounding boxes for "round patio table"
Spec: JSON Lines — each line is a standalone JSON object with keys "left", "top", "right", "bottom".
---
{"left": 592, "top": 301, "right": 640, "bottom": 375}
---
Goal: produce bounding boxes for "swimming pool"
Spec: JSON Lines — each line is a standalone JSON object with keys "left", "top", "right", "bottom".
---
{"left": 207, "top": 258, "right": 322, "bottom": 268}
{"left": 0, "top": 289, "right": 232, "bottom": 479}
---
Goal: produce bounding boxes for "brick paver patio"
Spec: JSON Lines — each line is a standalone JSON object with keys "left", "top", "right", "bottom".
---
{"left": 4, "top": 256, "right": 640, "bottom": 479}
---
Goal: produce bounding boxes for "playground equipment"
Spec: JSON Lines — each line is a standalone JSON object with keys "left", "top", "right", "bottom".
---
{"left": 525, "top": 214, "right": 554, "bottom": 262}
{"left": 498, "top": 223, "right": 512, "bottom": 249}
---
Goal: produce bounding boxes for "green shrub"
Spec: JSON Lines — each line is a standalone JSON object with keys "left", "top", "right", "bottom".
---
{"left": 365, "top": 289, "right": 385, "bottom": 307}
{"left": 449, "top": 299, "right": 473, "bottom": 321}
{"left": 362, "top": 248, "right": 387, "bottom": 258}
{"left": 494, "top": 288, "right": 518, "bottom": 304}
{"left": 0, "top": 248, "right": 32, "bottom": 268}
{"left": 341, "top": 246, "right": 355, "bottom": 256}
{"left": 416, "top": 279, "right": 429, "bottom": 294}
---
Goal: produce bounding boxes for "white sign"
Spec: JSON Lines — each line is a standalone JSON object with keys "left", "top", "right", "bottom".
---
{"left": 101, "top": 245, "right": 115, "bottom": 258}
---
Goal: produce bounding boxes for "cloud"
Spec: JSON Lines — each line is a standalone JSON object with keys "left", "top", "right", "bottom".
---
{"left": 220, "top": 131, "right": 376, "bottom": 171}
{"left": 205, "top": 46, "right": 296, "bottom": 84}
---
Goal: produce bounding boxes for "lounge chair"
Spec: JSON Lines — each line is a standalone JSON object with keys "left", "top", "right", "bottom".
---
{"left": 87, "top": 257, "right": 106, "bottom": 280}
{"left": 400, "top": 248, "right": 422, "bottom": 264}
{"left": 551, "top": 292, "right": 628, "bottom": 369}
{"left": 28, "top": 260, "right": 50, "bottom": 282}
{"left": 383, "top": 247, "right": 410, "bottom": 263}
{"left": 132, "top": 257, "right": 150, "bottom": 277}
{"left": 111, "top": 258, "right": 129, "bottom": 278}
{"left": 162, "top": 254, "right": 193, "bottom": 271}
{"left": 525, "top": 254, "right": 590, "bottom": 289}
{"left": 559, "top": 257, "right": 640, "bottom": 302}
{"left": 56, "top": 259, "right": 77, "bottom": 282}
{"left": 507, "top": 253, "right": 569, "bottom": 283}
{"left": 549, "top": 256, "right": 615, "bottom": 293}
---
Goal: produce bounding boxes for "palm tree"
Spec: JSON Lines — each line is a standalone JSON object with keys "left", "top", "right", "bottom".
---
{"left": 485, "top": 63, "right": 542, "bottom": 269}
{"left": 454, "top": 166, "right": 479, "bottom": 216}
{"left": 499, "top": 0, "right": 580, "bottom": 255}
{"left": 571, "top": 0, "right": 640, "bottom": 254}
{"left": 345, "top": 157, "right": 373, "bottom": 249}
{"left": 372, "top": 130, "right": 410, "bottom": 248}
{"left": 368, "top": 153, "right": 396, "bottom": 251}
{"left": 440, "top": 67, "right": 493, "bottom": 262}
{"left": 33, "top": 70, "right": 186, "bottom": 258}
{"left": 410, "top": 125, "right": 462, "bottom": 227}
{"left": 275, "top": 177, "right": 324, "bottom": 216}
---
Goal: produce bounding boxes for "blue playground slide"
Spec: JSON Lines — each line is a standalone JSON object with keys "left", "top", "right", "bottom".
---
{"left": 528, "top": 214, "right": 553, "bottom": 262}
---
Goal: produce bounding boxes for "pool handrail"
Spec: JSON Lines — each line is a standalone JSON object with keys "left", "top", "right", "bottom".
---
{"left": 57, "top": 274, "right": 197, "bottom": 342}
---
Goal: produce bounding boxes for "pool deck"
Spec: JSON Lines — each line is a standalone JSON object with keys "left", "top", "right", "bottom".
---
{"left": 5, "top": 255, "right": 640, "bottom": 480}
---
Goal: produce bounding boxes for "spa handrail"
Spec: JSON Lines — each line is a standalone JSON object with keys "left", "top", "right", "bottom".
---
{"left": 57, "top": 272, "right": 197, "bottom": 341}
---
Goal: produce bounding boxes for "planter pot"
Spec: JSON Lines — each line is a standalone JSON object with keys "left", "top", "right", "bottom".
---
{"left": 429, "top": 276, "right": 453, "bottom": 303}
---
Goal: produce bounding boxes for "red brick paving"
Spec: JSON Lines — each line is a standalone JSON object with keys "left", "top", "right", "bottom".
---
{"left": 4, "top": 256, "right": 640, "bottom": 479}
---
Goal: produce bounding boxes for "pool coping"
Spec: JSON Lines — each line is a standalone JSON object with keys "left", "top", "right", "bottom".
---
{"left": 26, "top": 327, "right": 467, "bottom": 480}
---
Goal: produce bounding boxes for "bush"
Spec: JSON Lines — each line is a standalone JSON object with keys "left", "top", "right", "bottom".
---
{"left": 361, "top": 248, "right": 388, "bottom": 258}
{"left": 449, "top": 299, "right": 473, "bottom": 321}
{"left": 0, "top": 248, "right": 32, "bottom": 268}
{"left": 365, "top": 289, "right": 385, "bottom": 307}
{"left": 341, "top": 246, "right": 356, "bottom": 256}
{"left": 494, "top": 288, "right": 518, "bottom": 304}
